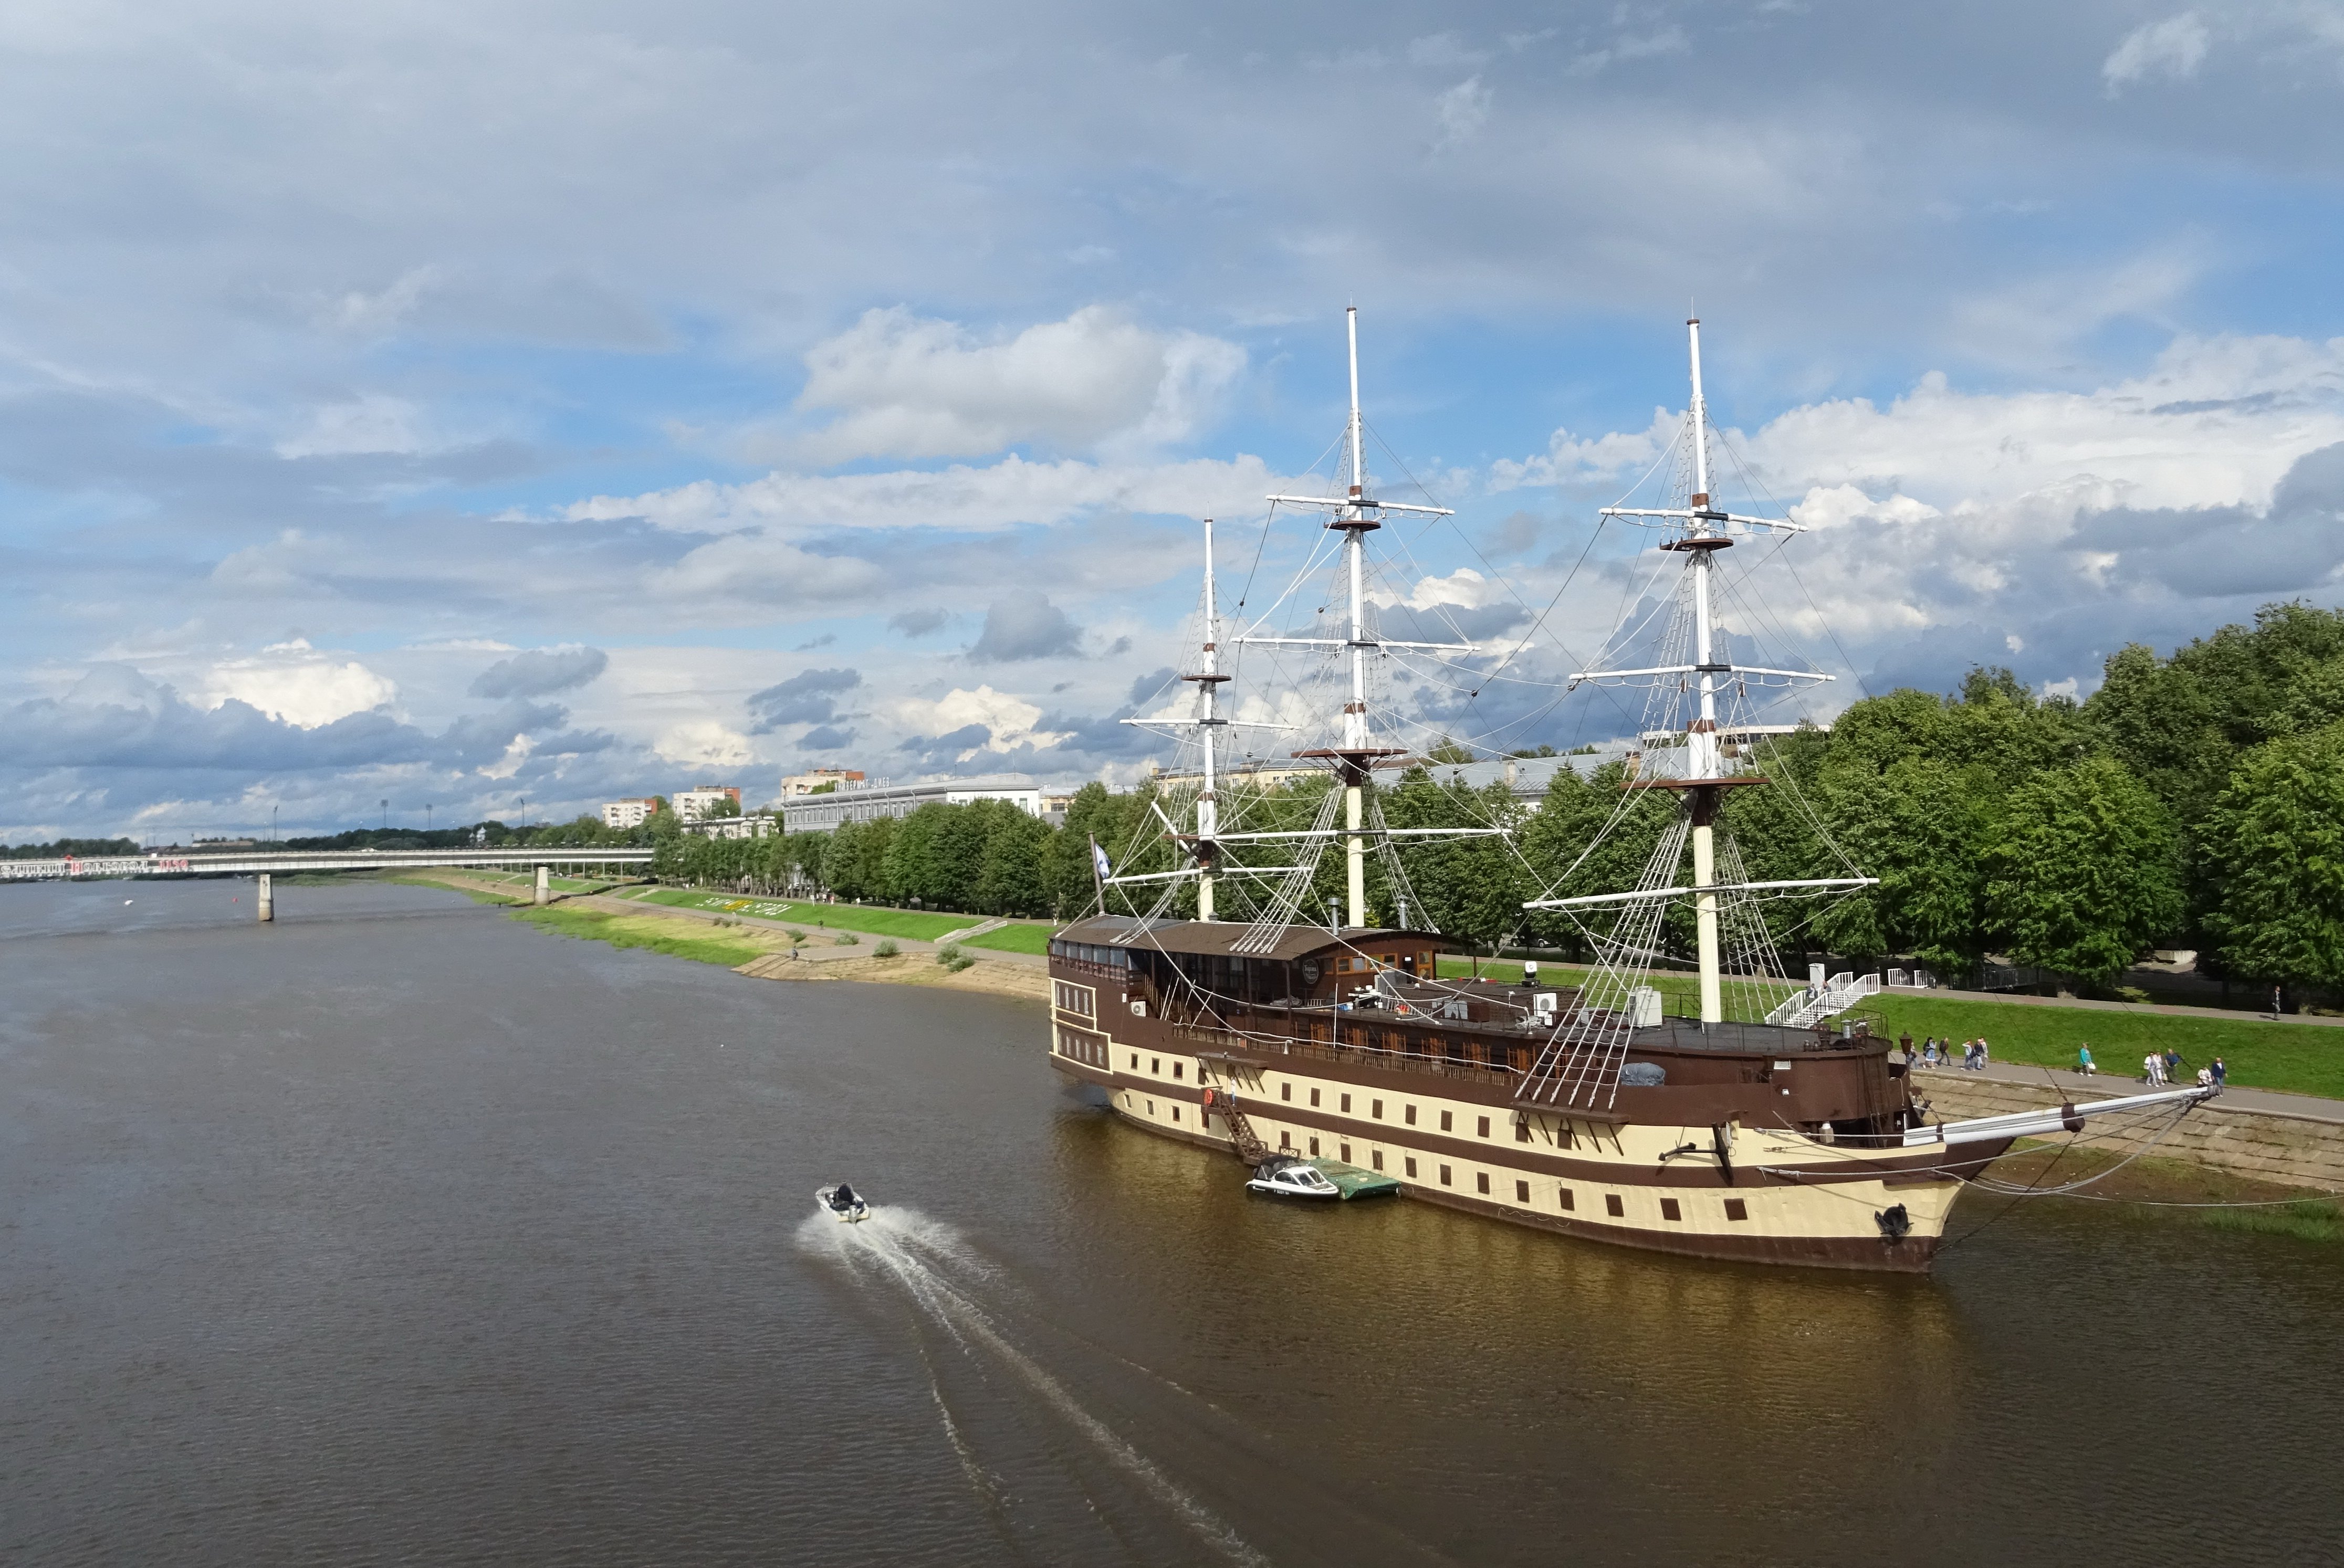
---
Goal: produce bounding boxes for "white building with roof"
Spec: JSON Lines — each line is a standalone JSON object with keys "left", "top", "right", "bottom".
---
{"left": 673, "top": 785, "right": 741, "bottom": 823}
{"left": 601, "top": 797, "right": 660, "bottom": 829}
{"left": 782, "top": 773, "right": 1049, "bottom": 833}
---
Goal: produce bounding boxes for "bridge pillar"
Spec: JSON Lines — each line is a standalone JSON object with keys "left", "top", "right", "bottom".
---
{"left": 534, "top": 864, "right": 550, "bottom": 906}
{"left": 257, "top": 872, "right": 274, "bottom": 923}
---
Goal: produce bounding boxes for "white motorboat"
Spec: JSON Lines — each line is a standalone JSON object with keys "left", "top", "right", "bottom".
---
{"left": 815, "top": 1183, "right": 869, "bottom": 1223}
{"left": 1244, "top": 1157, "right": 1341, "bottom": 1200}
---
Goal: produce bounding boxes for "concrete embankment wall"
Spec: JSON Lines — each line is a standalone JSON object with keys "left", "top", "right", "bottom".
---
{"left": 1916, "top": 1072, "right": 2344, "bottom": 1193}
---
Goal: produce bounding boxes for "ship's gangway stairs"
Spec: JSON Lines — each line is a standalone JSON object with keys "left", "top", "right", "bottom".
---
{"left": 1196, "top": 1062, "right": 1271, "bottom": 1164}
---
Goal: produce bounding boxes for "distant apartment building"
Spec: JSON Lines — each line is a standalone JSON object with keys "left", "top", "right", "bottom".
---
{"left": 601, "top": 798, "right": 660, "bottom": 829}
{"left": 783, "top": 773, "right": 1048, "bottom": 833}
{"left": 778, "top": 767, "right": 865, "bottom": 798}
{"left": 673, "top": 785, "right": 742, "bottom": 823}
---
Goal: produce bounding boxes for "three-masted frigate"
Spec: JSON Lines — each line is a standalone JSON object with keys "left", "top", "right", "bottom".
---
{"left": 1047, "top": 312, "right": 2213, "bottom": 1271}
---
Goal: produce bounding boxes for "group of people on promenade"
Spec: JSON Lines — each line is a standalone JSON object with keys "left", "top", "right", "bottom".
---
{"left": 1904, "top": 1035, "right": 1992, "bottom": 1070}
{"left": 2120, "top": 1045, "right": 2227, "bottom": 1088}
{"left": 1902, "top": 1034, "right": 2228, "bottom": 1089}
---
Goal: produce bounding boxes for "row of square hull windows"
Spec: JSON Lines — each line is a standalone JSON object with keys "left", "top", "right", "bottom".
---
{"left": 1268, "top": 1129, "right": 1752, "bottom": 1225}
{"left": 1123, "top": 1052, "right": 1508, "bottom": 1141}
{"left": 1118, "top": 1085, "right": 1755, "bottom": 1227}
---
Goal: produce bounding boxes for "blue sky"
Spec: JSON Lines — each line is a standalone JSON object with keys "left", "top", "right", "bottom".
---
{"left": 6, "top": 1, "right": 2344, "bottom": 838}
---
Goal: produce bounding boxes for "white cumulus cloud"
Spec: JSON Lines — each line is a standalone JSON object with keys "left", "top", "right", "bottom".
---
{"left": 786, "top": 305, "right": 1245, "bottom": 464}
{"left": 892, "top": 685, "right": 1070, "bottom": 757}
{"left": 2103, "top": 13, "right": 2211, "bottom": 93}
{"left": 201, "top": 641, "right": 399, "bottom": 728}
{"left": 655, "top": 721, "right": 758, "bottom": 769}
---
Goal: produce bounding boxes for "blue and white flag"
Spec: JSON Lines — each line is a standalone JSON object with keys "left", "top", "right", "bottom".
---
{"left": 1092, "top": 841, "right": 1111, "bottom": 879}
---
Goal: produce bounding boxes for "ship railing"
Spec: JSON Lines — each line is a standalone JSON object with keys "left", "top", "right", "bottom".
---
{"left": 1170, "top": 1021, "right": 1520, "bottom": 1089}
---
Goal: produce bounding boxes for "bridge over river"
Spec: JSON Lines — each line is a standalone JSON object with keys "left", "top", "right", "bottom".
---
{"left": 0, "top": 848, "right": 655, "bottom": 920}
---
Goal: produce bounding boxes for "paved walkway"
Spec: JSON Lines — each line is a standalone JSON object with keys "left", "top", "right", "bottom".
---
{"left": 1908, "top": 1056, "right": 2344, "bottom": 1127}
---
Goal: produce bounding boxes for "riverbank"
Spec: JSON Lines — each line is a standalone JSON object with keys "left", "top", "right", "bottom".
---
{"left": 390, "top": 868, "right": 1051, "bottom": 1002}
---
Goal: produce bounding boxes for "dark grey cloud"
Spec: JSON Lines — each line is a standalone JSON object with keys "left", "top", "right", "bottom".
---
{"left": 1127, "top": 666, "right": 1177, "bottom": 703}
{"left": 468, "top": 646, "right": 608, "bottom": 699}
{"left": 969, "top": 590, "right": 1081, "bottom": 662}
{"left": 0, "top": 668, "right": 633, "bottom": 835}
{"left": 895, "top": 723, "right": 993, "bottom": 767}
{"left": 746, "top": 666, "right": 862, "bottom": 732}
{"left": 800, "top": 724, "right": 857, "bottom": 751}
{"left": 889, "top": 607, "right": 950, "bottom": 637}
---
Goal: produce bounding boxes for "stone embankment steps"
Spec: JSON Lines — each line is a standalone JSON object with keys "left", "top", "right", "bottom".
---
{"left": 946, "top": 918, "right": 1012, "bottom": 941}
{"left": 1916, "top": 1067, "right": 2344, "bottom": 1193}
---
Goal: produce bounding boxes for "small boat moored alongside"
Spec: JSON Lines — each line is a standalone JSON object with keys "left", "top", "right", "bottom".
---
{"left": 1246, "top": 1156, "right": 1341, "bottom": 1199}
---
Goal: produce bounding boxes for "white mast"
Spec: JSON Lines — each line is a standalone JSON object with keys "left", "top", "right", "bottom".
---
{"left": 1197, "top": 516, "right": 1221, "bottom": 923}
{"left": 1246, "top": 308, "right": 1466, "bottom": 932}
{"left": 1534, "top": 316, "right": 1862, "bottom": 1027}
{"left": 1683, "top": 317, "right": 1725, "bottom": 1022}
{"left": 1341, "top": 307, "right": 1370, "bottom": 928}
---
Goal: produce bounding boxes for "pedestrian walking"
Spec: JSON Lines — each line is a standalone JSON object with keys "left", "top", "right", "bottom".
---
{"left": 2143, "top": 1051, "right": 2164, "bottom": 1085}
{"left": 1976, "top": 1038, "right": 1991, "bottom": 1070}
{"left": 2163, "top": 1047, "right": 2185, "bottom": 1082}
{"left": 2077, "top": 1045, "right": 2095, "bottom": 1076}
{"left": 2196, "top": 1066, "right": 2214, "bottom": 1088}
{"left": 2212, "top": 1056, "right": 2228, "bottom": 1087}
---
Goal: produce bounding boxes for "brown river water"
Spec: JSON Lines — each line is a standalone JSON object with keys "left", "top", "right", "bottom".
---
{"left": 3, "top": 879, "right": 2338, "bottom": 1566}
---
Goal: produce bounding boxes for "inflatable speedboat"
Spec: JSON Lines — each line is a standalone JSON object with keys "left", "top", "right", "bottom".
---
{"left": 815, "top": 1183, "right": 869, "bottom": 1223}
{"left": 1244, "top": 1157, "right": 1341, "bottom": 1199}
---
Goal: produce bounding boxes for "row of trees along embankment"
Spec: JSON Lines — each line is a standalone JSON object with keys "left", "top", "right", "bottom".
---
{"left": 612, "top": 601, "right": 2344, "bottom": 1005}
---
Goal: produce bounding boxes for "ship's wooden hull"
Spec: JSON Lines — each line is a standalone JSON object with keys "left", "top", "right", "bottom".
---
{"left": 1053, "top": 1023, "right": 2004, "bottom": 1275}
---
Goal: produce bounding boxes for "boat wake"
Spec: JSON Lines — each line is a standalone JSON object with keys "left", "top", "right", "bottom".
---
{"left": 798, "top": 1206, "right": 1269, "bottom": 1567}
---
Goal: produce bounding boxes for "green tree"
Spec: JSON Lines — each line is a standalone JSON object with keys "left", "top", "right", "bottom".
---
{"left": 1382, "top": 765, "right": 1529, "bottom": 946}
{"left": 1981, "top": 755, "right": 2182, "bottom": 981}
{"left": 975, "top": 804, "right": 1052, "bottom": 915}
{"left": 2200, "top": 722, "right": 2344, "bottom": 989}
{"left": 1517, "top": 762, "right": 1675, "bottom": 955}
{"left": 1805, "top": 756, "right": 1992, "bottom": 974}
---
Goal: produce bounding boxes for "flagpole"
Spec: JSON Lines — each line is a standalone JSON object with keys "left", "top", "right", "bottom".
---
{"left": 1089, "top": 833, "right": 1107, "bottom": 917}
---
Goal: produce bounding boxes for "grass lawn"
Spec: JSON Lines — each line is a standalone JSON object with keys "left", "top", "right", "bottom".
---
{"left": 634, "top": 888, "right": 982, "bottom": 942}
{"left": 511, "top": 906, "right": 779, "bottom": 967}
{"left": 1434, "top": 954, "right": 2344, "bottom": 1101}
{"left": 960, "top": 923, "right": 1053, "bottom": 955}
{"left": 1435, "top": 956, "right": 1801, "bottom": 1014}
{"left": 1870, "top": 995, "right": 2344, "bottom": 1101}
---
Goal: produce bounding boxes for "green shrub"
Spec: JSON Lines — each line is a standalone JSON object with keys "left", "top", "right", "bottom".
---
{"left": 874, "top": 939, "right": 899, "bottom": 959}
{"left": 834, "top": 932, "right": 859, "bottom": 946}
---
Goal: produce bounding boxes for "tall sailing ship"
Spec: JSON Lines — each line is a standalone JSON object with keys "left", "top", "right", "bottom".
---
{"left": 1046, "top": 311, "right": 2211, "bottom": 1272}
